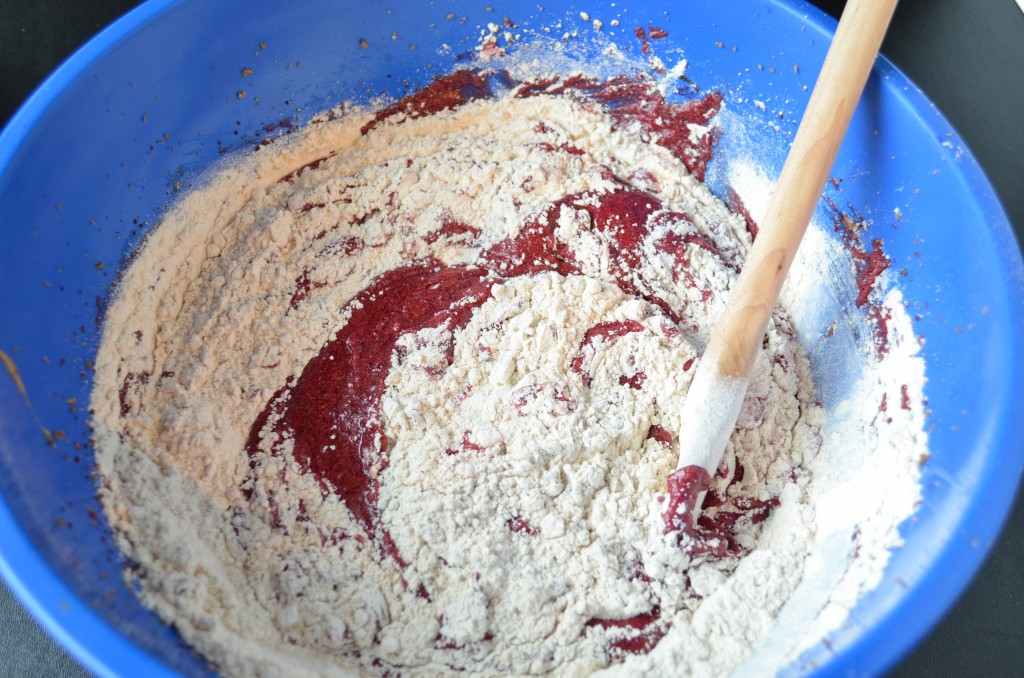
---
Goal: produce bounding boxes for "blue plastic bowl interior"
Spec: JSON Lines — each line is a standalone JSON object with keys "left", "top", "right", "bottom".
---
{"left": 1, "top": 1, "right": 1022, "bottom": 677}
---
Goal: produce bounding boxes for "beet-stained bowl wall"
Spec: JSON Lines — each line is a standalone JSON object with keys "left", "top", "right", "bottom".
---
{"left": 0, "top": 1, "right": 1022, "bottom": 677}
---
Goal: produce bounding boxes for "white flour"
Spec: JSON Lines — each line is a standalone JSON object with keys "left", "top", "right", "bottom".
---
{"left": 91, "top": 51, "right": 927, "bottom": 678}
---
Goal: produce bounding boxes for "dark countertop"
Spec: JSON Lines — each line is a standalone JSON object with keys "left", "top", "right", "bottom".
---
{"left": 1, "top": 1, "right": 1022, "bottom": 676}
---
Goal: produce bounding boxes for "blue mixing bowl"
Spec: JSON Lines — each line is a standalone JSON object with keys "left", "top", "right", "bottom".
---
{"left": 1, "top": 1, "right": 1022, "bottom": 676}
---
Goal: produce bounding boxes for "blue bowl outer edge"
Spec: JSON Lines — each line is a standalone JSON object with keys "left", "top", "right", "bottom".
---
{"left": 0, "top": 1, "right": 178, "bottom": 186}
{"left": 0, "top": 1, "right": 1022, "bottom": 677}
{"left": 777, "top": 1, "right": 1024, "bottom": 676}
{"left": 0, "top": 3, "right": 185, "bottom": 676}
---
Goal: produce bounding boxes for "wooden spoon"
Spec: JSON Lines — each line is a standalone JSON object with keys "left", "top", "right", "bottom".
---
{"left": 664, "top": 0, "right": 900, "bottom": 534}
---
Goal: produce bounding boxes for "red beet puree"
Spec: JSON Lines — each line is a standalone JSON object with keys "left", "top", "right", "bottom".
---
{"left": 240, "top": 69, "right": 774, "bottom": 661}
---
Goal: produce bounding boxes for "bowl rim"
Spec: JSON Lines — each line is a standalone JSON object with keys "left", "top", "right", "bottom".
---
{"left": 784, "top": 1, "right": 1024, "bottom": 674}
{"left": 0, "top": 2, "right": 184, "bottom": 674}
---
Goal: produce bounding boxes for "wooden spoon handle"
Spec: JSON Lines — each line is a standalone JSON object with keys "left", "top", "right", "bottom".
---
{"left": 709, "top": 0, "right": 899, "bottom": 380}
{"left": 671, "top": 0, "right": 899, "bottom": 490}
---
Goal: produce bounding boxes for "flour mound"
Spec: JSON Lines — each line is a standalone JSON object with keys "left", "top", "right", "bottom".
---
{"left": 91, "top": 62, "right": 922, "bottom": 678}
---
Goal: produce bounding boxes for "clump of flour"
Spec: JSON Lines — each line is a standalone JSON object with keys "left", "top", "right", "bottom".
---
{"left": 91, "top": 49, "right": 925, "bottom": 678}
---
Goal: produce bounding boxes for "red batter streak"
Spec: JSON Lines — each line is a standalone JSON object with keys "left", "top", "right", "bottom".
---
{"left": 852, "top": 239, "right": 890, "bottom": 307}
{"left": 361, "top": 69, "right": 495, "bottom": 135}
{"left": 519, "top": 75, "right": 722, "bottom": 182}
{"left": 246, "top": 180, "right": 700, "bottom": 542}
{"left": 585, "top": 606, "right": 666, "bottom": 656}
{"left": 662, "top": 465, "right": 713, "bottom": 535}
{"left": 824, "top": 198, "right": 894, "bottom": 356}
{"left": 245, "top": 262, "right": 493, "bottom": 534}
{"left": 571, "top": 320, "right": 646, "bottom": 383}
{"left": 241, "top": 70, "right": 780, "bottom": 661}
